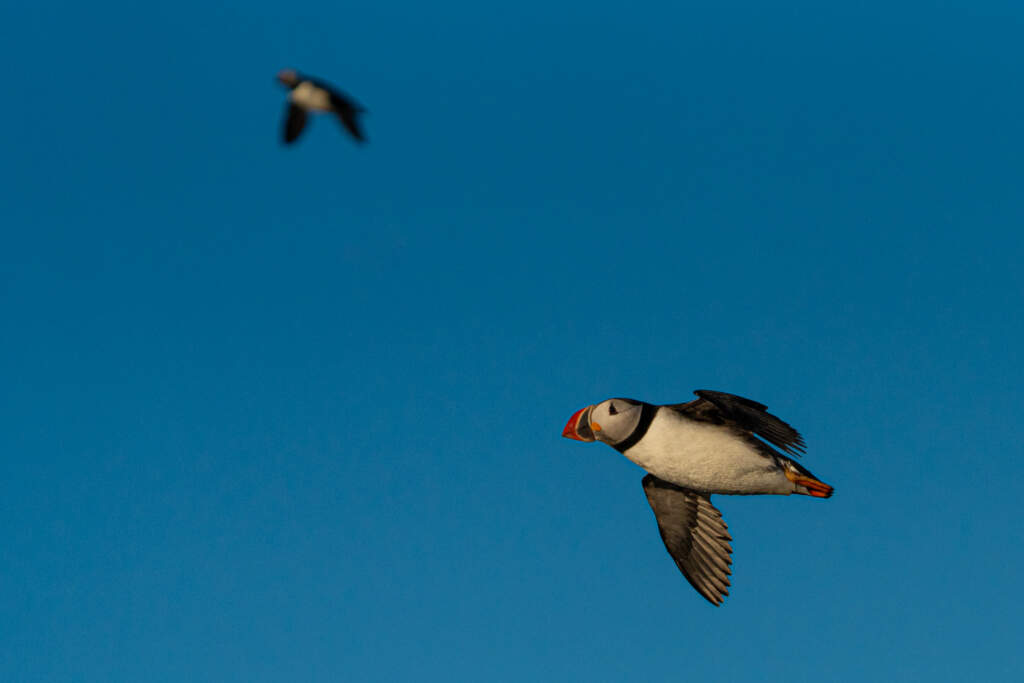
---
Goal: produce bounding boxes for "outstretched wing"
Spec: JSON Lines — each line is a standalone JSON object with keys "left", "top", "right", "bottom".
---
{"left": 283, "top": 104, "right": 307, "bottom": 144}
{"left": 642, "top": 474, "right": 733, "bottom": 606}
{"left": 336, "top": 107, "right": 366, "bottom": 142}
{"left": 311, "top": 83, "right": 367, "bottom": 143}
{"left": 670, "top": 389, "right": 806, "bottom": 456}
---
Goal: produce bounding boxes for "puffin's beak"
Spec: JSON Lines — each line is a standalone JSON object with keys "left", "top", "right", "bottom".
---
{"left": 562, "top": 405, "right": 597, "bottom": 441}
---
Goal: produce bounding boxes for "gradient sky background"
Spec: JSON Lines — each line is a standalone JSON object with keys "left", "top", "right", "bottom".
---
{"left": 2, "top": 1, "right": 1023, "bottom": 680}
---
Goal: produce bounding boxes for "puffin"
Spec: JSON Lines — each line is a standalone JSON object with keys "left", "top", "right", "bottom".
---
{"left": 562, "top": 389, "right": 833, "bottom": 606}
{"left": 275, "top": 69, "right": 367, "bottom": 145}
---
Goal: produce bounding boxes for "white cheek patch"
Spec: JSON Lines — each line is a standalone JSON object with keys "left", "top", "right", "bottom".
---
{"left": 599, "top": 408, "right": 641, "bottom": 443}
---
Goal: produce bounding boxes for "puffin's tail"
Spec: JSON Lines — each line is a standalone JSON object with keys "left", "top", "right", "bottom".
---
{"left": 783, "top": 461, "right": 834, "bottom": 498}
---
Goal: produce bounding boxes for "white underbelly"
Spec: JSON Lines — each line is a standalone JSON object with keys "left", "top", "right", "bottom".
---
{"left": 291, "top": 82, "right": 332, "bottom": 111}
{"left": 622, "top": 411, "right": 792, "bottom": 495}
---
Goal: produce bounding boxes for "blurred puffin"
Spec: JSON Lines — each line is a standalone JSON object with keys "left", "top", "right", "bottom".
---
{"left": 275, "top": 69, "right": 367, "bottom": 145}
{"left": 562, "top": 390, "right": 833, "bottom": 606}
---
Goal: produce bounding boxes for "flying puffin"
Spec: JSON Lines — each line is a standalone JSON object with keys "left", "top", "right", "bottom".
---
{"left": 562, "top": 389, "right": 833, "bottom": 606}
{"left": 275, "top": 69, "right": 367, "bottom": 145}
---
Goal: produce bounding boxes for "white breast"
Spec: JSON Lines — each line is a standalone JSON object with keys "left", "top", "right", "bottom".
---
{"left": 290, "top": 82, "right": 333, "bottom": 111}
{"left": 621, "top": 410, "right": 793, "bottom": 495}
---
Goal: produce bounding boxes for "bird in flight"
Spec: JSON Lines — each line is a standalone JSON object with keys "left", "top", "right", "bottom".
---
{"left": 275, "top": 69, "right": 367, "bottom": 145}
{"left": 562, "top": 389, "right": 833, "bottom": 606}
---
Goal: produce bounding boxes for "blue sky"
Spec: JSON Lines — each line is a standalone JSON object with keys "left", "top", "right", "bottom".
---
{"left": 2, "top": 1, "right": 1023, "bottom": 680}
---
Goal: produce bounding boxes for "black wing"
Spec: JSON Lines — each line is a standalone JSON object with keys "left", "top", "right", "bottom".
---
{"left": 283, "top": 104, "right": 307, "bottom": 144}
{"left": 642, "top": 474, "right": 733, "bottom": 606}
{"left": 670, "top": 389, "right": 806, "bottom": 456}
{"left": 302, "top": 77, "right": 367, "bottom": 143}
{"left": 335, "top": 107, "right": 366, "bottom": 142}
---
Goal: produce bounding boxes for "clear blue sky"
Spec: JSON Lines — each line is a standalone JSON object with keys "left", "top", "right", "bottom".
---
{"left": 2, "top": 1, "right": 1022, "bottom": 680}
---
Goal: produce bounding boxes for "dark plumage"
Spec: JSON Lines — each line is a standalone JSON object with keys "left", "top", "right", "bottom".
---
{"left": 276, "top": 68, "right": 367, "bottom": 145}
{"left": 564, "top": 389, "right": 833, "bottom": 606}
{"left": 668, "top": 389, "right": 807, "bottom": 456}
{"left": 642, "top": 474, "right": 733, "bottom": 605}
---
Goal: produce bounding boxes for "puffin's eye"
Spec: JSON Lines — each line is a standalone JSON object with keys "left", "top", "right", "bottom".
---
{"left": 608, "top": 402, "right": 618, "bottom": 415}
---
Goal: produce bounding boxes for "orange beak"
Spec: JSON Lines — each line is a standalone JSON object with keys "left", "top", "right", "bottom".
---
{"left": 562, "top": 405, "right": 596, "bottom": 441}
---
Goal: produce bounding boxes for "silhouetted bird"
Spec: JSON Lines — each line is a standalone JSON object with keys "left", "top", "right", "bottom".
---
{"left": 563, "top": 390, "right": 833, "bottom": 606}
{"left": 275, "top": 69, "right": 366, "bottom": 145}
